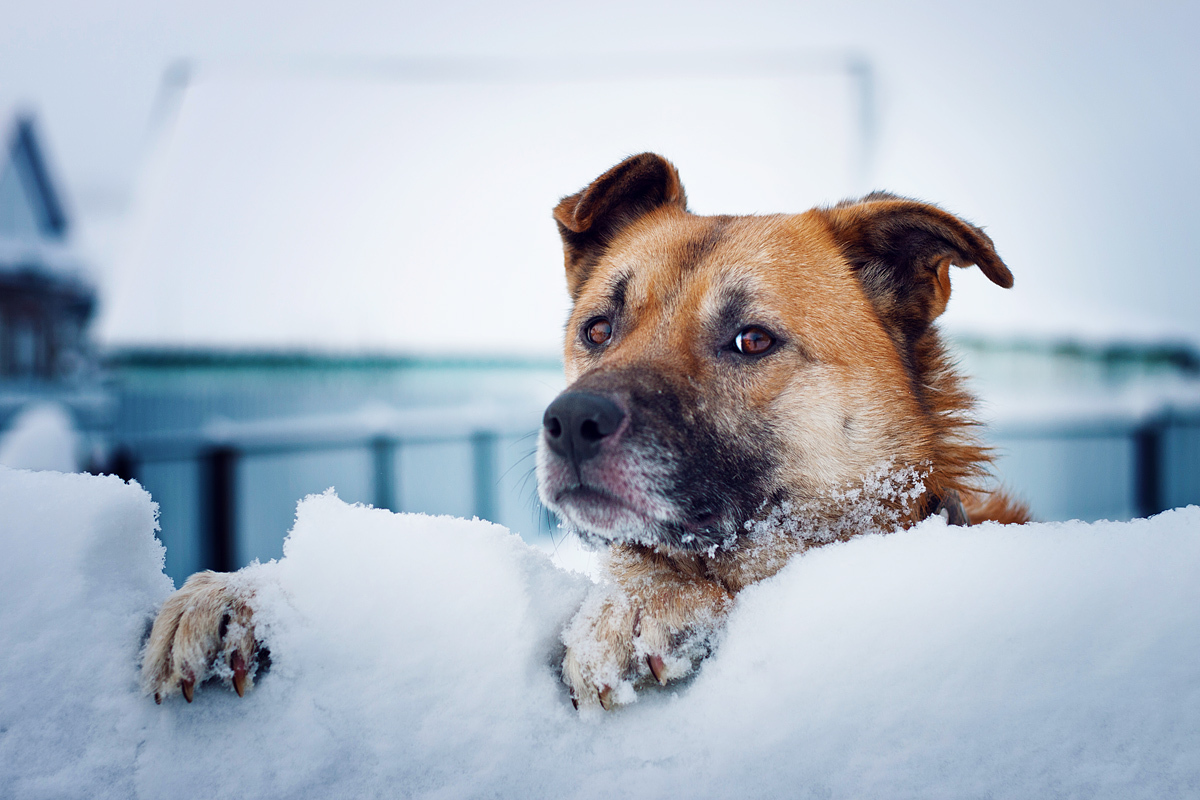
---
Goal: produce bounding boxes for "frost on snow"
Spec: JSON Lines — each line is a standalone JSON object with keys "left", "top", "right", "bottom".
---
{"left": 746, "top": 461, "right": 929, "bottom": 546}
{"left": 2, "top": 465, "right": 1199, "bottom": 799}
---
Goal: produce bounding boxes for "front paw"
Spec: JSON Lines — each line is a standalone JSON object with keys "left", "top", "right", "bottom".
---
{"left": 561, "top": 582, "right": 730, "bottom": 710}
{"left": 141, "top": 571, "right": 262, "bottom": 704}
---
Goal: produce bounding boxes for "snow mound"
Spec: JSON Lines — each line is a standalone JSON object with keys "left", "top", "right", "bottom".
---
{"left": 0, "top": 402, "right": 81, "bottom": 472}
{"left": 0, "top": 467, "right": 172, "bottom": 798}
{"left": 2, "top": 466, "right": 1199, "bottom": 799}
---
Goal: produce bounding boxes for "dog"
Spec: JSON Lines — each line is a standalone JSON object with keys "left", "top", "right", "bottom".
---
{"left": 141, "top": 153, "right": 1028, "bottom": 709}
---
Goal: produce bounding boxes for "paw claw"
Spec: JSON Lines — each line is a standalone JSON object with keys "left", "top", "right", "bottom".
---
{"left": 231, "top": 651, "right": 248, "bottom": 697}
{"left": 142, "top": 571, "right": 261, "bottom": 705}
{"left": 647, "top": 654, "right": 667, "bottom": 685}
{"left": 598, "top": 685, "right": 614, "bottom": 711}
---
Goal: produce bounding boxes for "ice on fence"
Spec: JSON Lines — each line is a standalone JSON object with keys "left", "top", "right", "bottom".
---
{"left": 2, "top": 465, "right": 1199, "bottom": 799}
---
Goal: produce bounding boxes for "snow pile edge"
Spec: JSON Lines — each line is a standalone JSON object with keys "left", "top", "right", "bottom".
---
{"left": 1, "top": 466, "right": 1198, "bottom": 799}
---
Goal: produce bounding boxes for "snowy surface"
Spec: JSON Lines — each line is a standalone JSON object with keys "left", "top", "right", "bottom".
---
{"left": 2, "top": 465, "right": 1199, "bottom": 799}
{"left": 0, "top": 403, "right": 81, "bottom": 472}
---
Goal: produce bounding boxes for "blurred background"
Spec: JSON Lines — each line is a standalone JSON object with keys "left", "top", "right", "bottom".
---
{"left": 2, "top": 0, "right": 1198, "bottom": 583}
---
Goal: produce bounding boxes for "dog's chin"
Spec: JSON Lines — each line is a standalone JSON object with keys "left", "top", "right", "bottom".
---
{"left": 550, "top": 486, "right": 740, "bottom": 553}
{"left": 552, "top": 486, "right": 658, "bottom": 541}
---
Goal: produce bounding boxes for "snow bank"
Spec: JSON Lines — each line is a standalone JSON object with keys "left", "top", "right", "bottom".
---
{"left": 2, "top": 466, "right": 1199, "bottom": 799}
{"left": 0, "top": 467, "right": 171, "bottom": 798}
{"left": 0, "top": 403, "right": 81, "bottom": 472}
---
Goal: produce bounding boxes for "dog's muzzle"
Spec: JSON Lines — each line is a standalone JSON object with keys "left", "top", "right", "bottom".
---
{"left": 537, "top": 370, "right": 762, "bottom": 551}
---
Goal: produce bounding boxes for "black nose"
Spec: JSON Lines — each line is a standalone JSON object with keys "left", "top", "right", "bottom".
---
{"left": 543, "top": 391, "right": 626, "bottom": 467}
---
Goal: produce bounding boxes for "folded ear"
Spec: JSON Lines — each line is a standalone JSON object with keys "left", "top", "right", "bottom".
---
{"left": 553, "top": 153, "right": 687, "bottom": 299}
{"left": 820, "top": 192, "right": 1013, "bottom": 345}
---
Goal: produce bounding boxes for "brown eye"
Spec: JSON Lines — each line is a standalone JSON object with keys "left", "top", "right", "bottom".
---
{"left": 586, "top": 318, "right": 612, "bottom": 346}
{"left": 734, "top": 326, "right": 774, "bottom": 355}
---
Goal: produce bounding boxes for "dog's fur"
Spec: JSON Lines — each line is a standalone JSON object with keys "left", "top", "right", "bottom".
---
{"left": 141, "top": 153, "right": 1028, "bottom": 709}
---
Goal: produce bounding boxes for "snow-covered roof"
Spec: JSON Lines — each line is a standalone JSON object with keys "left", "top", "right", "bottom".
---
{"left": 0, "top": 107, "right": 89, "bottom": 282}
{"left": 99, "top": 60, "right": 865, "bottom": 356}
{"left": 0, "top": 109, "right": 69, "bottom": 241}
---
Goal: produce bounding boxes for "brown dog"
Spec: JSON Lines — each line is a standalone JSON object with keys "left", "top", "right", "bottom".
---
{"left": 141, "top": 153, "right": 1027, "bottom": 709}
{"left": 539, "top": 153, "right": 1027, "bottom": 708}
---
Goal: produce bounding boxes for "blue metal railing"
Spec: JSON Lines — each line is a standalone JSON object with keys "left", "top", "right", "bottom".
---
{"left": 112, "top": 404, "right": 541, "bottom": 575}
{"left": 109, "top": 400, "right": 1200, "bottom": 579}
{"left": 989, "top": 403, "right": 1200, "bottom": 521}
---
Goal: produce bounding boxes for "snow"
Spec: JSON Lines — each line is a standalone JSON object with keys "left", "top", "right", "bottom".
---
{"left": 745, "top": 461, "right": 928, "bottom": 548}
{"left": 0, "top": 402, "right": 82, "bottom": 472}
{"left": 2, "top": 465, "right": 1199, "bottom": 798}
{"left": 0, "top": 467, "right": 172, "bottom": 798}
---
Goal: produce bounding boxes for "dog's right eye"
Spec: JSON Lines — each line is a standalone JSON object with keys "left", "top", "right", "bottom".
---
{"left": 734, "top": 326, "right": 774, "bottom": 355}
{"left": 585, "top": 318, "right": 613, "bottom": 346}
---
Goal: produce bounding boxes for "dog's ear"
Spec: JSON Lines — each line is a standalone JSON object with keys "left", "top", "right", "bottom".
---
{"left": 820, "top": 192, "right": 1013, "bottom": 343}
{"left": 553, "top": 153, "right": 687, "bottom": 299}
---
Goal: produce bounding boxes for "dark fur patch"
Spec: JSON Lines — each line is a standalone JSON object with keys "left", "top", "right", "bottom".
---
{"left": 553, "top": 154, "right": 687, "bottom": 299}
{"left": 678, "top": 216, "right": 732, "bottom": 272}
{"left": 608, "top": 274, "right": 629, "bottom": 317}
{"left": 570, "top": 365, "right": 780, "bottom": 551}
{"left": 709, "top": 287, "right": 753, "bottom": 343}
{"left": 820, "top": 194, "right": 1012, "bottom": 408}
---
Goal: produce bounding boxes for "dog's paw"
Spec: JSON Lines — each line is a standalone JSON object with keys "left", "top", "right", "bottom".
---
{"left": 141, "top": 571, "right": 262, "bottom": 704}
{"left": 561, "top": 581, "right": 731, "bottom": 710}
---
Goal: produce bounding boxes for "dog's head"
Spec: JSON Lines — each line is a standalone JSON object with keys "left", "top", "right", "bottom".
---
{"left": 536, "top": 153, "right": 1012, "bottom": 552}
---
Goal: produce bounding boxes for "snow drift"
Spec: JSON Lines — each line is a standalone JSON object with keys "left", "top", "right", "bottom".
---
{"left": 2, "top": 465, "right": 1199, "bottom": 799}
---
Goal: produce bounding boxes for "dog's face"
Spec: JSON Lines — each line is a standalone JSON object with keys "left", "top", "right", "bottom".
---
{"left": 537, "top": 154, "right": 1012, "bottom": 552}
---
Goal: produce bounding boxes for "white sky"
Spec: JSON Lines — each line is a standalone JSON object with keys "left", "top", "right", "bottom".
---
{"left": 3, "top": 0, "right": 1199, "bottom": 349}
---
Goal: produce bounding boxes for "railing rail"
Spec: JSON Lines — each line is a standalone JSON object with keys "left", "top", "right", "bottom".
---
{"left": 112, "top": 403, "right": 540, "bottom": 572}
{"left": 989, "top": 402, "right": 1200, "bottom": 520}
{"left": 109, "top": 400, "right": 1200, "bottom": 575}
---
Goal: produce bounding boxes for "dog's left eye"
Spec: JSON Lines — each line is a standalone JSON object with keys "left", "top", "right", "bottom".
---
{"left": 734, "top": 326, "right": 774, "bottom": 355}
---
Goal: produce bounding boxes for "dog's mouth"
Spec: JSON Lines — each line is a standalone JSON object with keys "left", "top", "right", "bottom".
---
{"left": 550, "top": 480, "right": 740, "bottom": 552}
{"left": 553, "top": 483, "right": 659, "bottom": 532}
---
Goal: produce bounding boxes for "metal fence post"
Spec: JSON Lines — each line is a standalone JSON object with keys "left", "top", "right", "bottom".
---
{"left": 371, "top": 437, "right": 397, "bottom": 511}
{"left": 105, "top": 446, "right": 137, "bottom": 482}
{"left": 471, "top": 431, "right": 498, "bottom": 522}
{"left": 202, "top": 445, "right": 238, "bottom": 573}
{"left": 1133, "top": 416, "right": 1165, "bottom": 518}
